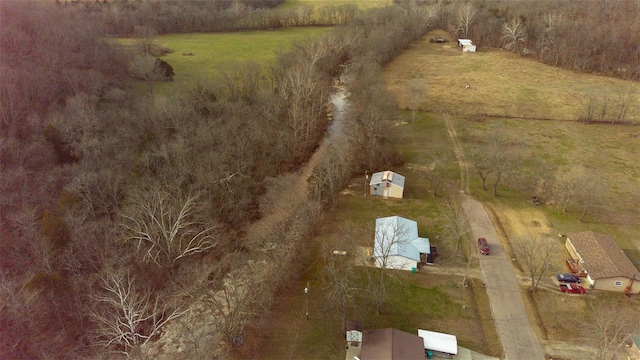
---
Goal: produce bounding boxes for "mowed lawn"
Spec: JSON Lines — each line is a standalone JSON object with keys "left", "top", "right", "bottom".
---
{"left": 384, "top": 30, "right": 640, "bottom": 122}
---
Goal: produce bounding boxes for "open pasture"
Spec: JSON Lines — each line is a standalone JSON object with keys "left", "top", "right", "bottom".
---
{"left": 120, "top": 27, "right": 331, "bottom": 93}
{"left": 384, "top": 30, "right": 640, "bottom": 123}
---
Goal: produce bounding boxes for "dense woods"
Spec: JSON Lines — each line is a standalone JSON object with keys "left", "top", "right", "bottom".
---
{"left": 0, "top": 0, "right": 637, "bottom": 358}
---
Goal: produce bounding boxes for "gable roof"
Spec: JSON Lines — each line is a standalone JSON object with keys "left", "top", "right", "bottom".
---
{"left": 374, "top": 216, "right": 430, "bottom": 261}
{"left": 566, "top": 231, "right": 640, "bottom": 280}
{"left": 369, "top": 171, "right": 405, "bottom": 188}
{"left": 361, "top": 328, "right": 425, "bottom": 360}
{"left": 458, "top": 39, "right": 474, "bottom": 46}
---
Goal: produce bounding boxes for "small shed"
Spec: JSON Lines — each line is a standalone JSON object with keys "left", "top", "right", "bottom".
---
{"left": 346, "top": 320, "right": 363, "bottom": 344}
{"left": 346, "top": 321, "right": 364, "bottom": 360}
{"left": 418, "top": 329, "right": 458, "bottom": 357}
{"left": 457, "top": 39, "right": 477, "bottom": 52}
{"left": 374, "top": 216, "right": 431, "bottom": 271}
{"left": 369, "top": 171, "right": 405, "bottom": 199}
{"left": 565, "top": 231, "right": 640, "bottom": 294}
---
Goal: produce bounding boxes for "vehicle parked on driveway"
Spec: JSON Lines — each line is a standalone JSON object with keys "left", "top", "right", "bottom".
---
{"left": 478, "top": 238, "right": 490, "bottom": 255}
{"left": 558, "top": 283, "right": 586, "bottom": 294}
{"left": 556, "top": 273, "right": 581, "bottom": 283}
{"left": 565, "top": 258, "right": 587, "bottom": 277}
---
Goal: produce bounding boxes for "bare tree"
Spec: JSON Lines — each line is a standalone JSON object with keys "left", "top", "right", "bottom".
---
{"left": 120, "top": 190, "right": 220, "bottom": 269}
{"left": 308, "top": 142, "right": 351, "bottom": 216}
{"left": 217, "top": 61, "right": 261, "bottom": 102}
{"left": 514, "top": 236, "right": 555, "bottom": 291}
{"left": 579, "top": 300, "right": 640, "bottom": 360}
{"left": 552, "top": 165, "right": 585, "bottom": 212}
{"left": 581, "top": 95, "right": 598, "bottom": 122}
{"left": 460, "top": 230, "right": 476, "bottom": 287}
{"left": 613, "top": 88, "right": 635, "bottom": 124}
{"left": 467, "top": 146, "right": 494, "bottom": 191}
{"left": 407, "top": 79, "right": 426, "bottom": 124}
{"left": 474, "top": 125, "right": 524, "bottom": 197}
{"left": 491, "top": 142, "right": 523, "bottom": 196}
{"left": 575, "top": 175, "right": 605, "bottom": 222}
{"left": 457, "top": 2, "right": 477, "bottom": 38}
{"left": 129, "top": 54, "right": 160, "bottom": 96}
{"left": 319, "top": 225, "right": 360, "bottom": 330}
{"left": 364, "top": 217, "right": 413, "bottom": 314}
{"left": 91, "top": 270, "right": 187, "bottom": 356}
{"left": 134, "top": 25, "right": 158, "bottom": 56}
{"left": 203, "top": 258, "right": 270, "bottom": 346}
{"left": 426, "top": 150, "right": 454, "bottom": 197}
{"left": 502, "top": 18, "right": 527, "bottom": 55}
{"left": 441, "top": 196, "right": 470, "bottom": 258}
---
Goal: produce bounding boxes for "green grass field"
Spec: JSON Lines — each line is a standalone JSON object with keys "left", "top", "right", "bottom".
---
{"left": 119, "top": 27, "right": 331, "bottom": 94}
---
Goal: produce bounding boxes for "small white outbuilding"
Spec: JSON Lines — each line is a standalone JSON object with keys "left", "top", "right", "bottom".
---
{"left": 457, "top": 39, "right": 477, "bottom": 52}
{"left": 369, "top": 171, "right": 405, "bottom": 199}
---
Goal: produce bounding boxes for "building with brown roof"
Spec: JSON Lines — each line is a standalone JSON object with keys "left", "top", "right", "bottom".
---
{"left": 360, "top": 328, "right": 425, "bottom": 360}
{"left": 565, "top": 231, "right": 640, "bottom": 294}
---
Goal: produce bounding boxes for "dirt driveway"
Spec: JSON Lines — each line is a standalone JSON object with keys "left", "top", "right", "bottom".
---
{"left": 462, "top": 195, "right": 546, "bottom": 360}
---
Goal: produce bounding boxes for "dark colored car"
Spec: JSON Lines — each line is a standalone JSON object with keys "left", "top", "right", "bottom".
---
{"left": 558, "top": 283, "right": 586, "bottom": 294}
{"left": 556, "top": 273, "right": 581, "bottom": 283}
{"left": 478, "top": 238, "right": 490, "bottom": 255}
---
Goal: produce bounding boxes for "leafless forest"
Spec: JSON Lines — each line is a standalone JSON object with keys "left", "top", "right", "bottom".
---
{"left": 0, "top": 0, "right": 637, "bottom": 358}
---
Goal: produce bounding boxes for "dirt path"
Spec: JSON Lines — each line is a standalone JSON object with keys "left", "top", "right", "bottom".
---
{"left": 444, "top": 113, "right": 470, "bottom": 194}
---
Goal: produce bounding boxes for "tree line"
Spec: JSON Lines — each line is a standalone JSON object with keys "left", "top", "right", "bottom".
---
{"left": 60, "top": 0, "right": 359, "bottom": 35}
{"left": 0, "top": 1, "right": 431, "bottom": 358}
{"left": 52, "top": 0, "right": 640, "bottom": 80}
{"left": 394, "top": 0, "right": 640, "bottom": 80}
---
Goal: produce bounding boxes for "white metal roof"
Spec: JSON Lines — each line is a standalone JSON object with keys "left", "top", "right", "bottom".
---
{"left": 458, "top": 39, "right": 474, "bottom": 46}
{"left": 374, "top": 216, "right": 430, "bottom": 261}
{"left": 369, "top": 170, "right": 406, "bottom": 188}
{"left": 418, "top": 329, "right": 458, "bottom": 355}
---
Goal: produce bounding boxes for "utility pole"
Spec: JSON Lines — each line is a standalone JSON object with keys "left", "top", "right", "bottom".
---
{"left": 364, "top": 170, "right": 368, "bottom": 197}
{"left": 305, "top": 282, "right": 309, "bottom": 320}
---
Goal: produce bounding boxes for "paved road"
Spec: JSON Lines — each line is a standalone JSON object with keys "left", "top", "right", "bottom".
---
{"left": 462, "top": 195, "right": 546, "bottom": 360}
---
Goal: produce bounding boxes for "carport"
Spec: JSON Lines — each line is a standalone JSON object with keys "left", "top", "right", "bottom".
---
{"left": 418, "top": 329, "right": 457, "bottom": 357}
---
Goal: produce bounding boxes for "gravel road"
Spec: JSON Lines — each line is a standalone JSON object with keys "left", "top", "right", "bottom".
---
{"left": 462, "top": 195, "right": 546, "bottom": 360}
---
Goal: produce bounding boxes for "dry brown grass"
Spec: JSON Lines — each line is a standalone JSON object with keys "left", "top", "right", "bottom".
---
{"left": 384, "top": 30, "right": 640, "bottom": 122}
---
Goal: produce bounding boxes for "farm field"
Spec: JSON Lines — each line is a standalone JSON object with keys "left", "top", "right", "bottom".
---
{"left": 384, "top": 30, "right": 640, "bottom": 123}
